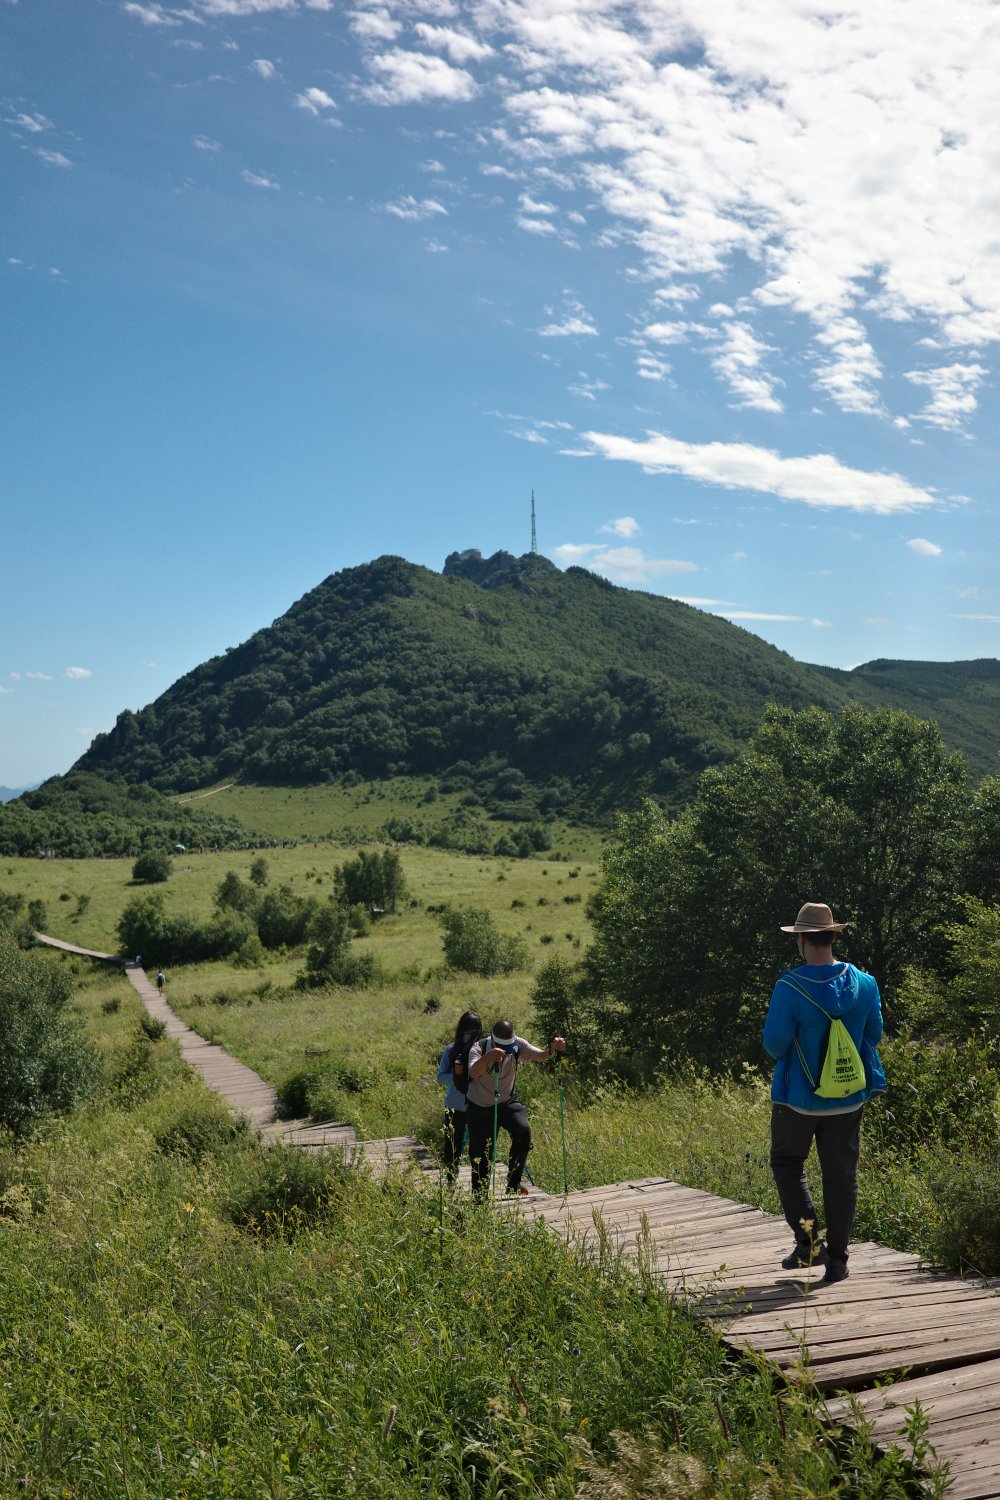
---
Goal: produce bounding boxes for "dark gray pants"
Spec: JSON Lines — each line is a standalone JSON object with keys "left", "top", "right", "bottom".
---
{"left": 466, "top": 1097, "right": 531, "bottom": 1199}
{"left": 770, "top": 1103, "right": 864, "bottom": 1263}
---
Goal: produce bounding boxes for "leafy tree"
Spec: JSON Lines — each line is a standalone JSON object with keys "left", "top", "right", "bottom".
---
{"left": 335, "top": 849, "right": 408, "bottom": 913}
{"left": 215, "top": 871, "right": 259, "bottom": 915}
{"left": 586, "top": 704, "right": 970, "bottom": 1070}
{"left": 250, "top": 856, "right": 270, "bottom": 887}
{"left": 440, "top": 908, "right": 530, "bottom": 977}
{"left": 256, "top": 885, "right": 316, "bottom": 949}
{"left": 0, "top": 937, "right": 101, "bottom": 1134}
{"left": 132, "top": 850, "right": 173, "bottom": 884}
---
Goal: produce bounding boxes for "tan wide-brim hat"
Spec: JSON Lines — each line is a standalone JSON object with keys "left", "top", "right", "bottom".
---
{"left": 779, "top": 902, "right": 848, "bottom": 934}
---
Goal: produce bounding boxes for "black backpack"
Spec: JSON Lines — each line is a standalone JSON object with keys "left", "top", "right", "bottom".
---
{"left": 450, "top": 1038, "right": 480, "bottom": 1096}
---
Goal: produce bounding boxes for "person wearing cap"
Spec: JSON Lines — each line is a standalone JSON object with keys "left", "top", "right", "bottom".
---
{"left": 763, "top": 902, "right": 885, "bottom": 1285}
{"left": 465, "top": 1020, "right": 566, "bottom": 1201}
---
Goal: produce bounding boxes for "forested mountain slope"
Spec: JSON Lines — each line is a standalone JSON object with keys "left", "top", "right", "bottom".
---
{"left": 70, "top": 550, "right": 1000, "bottom": 814}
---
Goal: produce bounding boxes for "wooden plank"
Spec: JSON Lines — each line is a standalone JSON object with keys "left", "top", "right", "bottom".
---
{"left": 799, "top": 1329, "right": 1000, "bottom": 1389}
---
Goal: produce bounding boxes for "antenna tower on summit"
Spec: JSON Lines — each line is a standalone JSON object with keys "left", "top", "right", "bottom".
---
{"left": 530, "top": 490, "right": 537, "bottom": 554}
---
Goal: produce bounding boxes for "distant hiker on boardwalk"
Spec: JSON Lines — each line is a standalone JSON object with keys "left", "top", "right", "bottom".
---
{"left": 436, "top": 1010, "right": 482, "bottom": 1184}
{"left": 763, "top": 902, "right": 885, "bottom": 1286}
{"left": 156, "top": 970, "right": 165, "bottom": 996}
{"left": 466, "top": 1021, "right": 566, "bottom": 1200}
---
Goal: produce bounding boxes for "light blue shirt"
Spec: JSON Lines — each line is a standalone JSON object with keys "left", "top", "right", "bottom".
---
{"left": 437, "top": 1044, "right": 468, "bottom": 1112}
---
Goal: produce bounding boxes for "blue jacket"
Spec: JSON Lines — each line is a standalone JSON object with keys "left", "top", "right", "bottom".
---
{"left": 437, "top": 1044, "right": 468, "bottom": 1112}
{"left": 763, "top": 961, "right": 885, "bottom": 1111}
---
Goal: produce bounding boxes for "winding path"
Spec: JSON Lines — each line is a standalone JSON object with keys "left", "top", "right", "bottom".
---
{"left": 35, "top": 931, "right": 1000, "bottom": 1493}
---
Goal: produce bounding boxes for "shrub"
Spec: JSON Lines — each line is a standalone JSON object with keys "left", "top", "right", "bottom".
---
{"left": 867, "top": 1031, "right": 1000, "bottom": 1158}
{"left": 27, "top": 899, "right": 47, "bottom": 933}
{"left": 151, "top": 1096, "right": 249, "bottom": 1163}
{"left": 101, "top": 995, "right": 121, "bottom": 1015}
{"left": 0, "top": 938, "right": 101, "bottom": 1134}
{"left": 440, "top": 908, "right": 530, "bottom": 976}
{"left": 140, "top": 1015, "right": 167, "bottom": 1042}
{"left": 222, "top": 1143, "right": 348, "bottom": 1234}
{"left": 106, "top": 1032, "right": 160, "bottom": 1106}
{"left": 925, "top": 1149, "right": 1000, "bottom": 1275}
{"left": 233, "top": 932, "right": 266, "bottom": 969}
{"left": 249, "top": 856, "right": 270, "bottom": 887}
{"left": 132, "top": 850, "right": 173, "bottom": 884}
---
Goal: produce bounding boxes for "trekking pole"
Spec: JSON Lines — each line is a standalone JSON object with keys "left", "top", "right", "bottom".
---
{"left": 557, "top": 1051, "right": 568, "bottom": 1199}
{"left": 491, "top": 1065, "right": 500, "bottom": 1199}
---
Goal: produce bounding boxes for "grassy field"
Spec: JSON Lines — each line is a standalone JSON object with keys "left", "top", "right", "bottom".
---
{"left": 0, "top": 961, "right": 943, "bottom": 1498}
{"left": 172, "top": 779, "right": 606, "bottom": 861}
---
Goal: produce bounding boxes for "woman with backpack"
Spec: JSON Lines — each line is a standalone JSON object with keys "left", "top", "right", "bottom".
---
{"left": 437, "top": 1010, "right": 482, "bottom": 1184}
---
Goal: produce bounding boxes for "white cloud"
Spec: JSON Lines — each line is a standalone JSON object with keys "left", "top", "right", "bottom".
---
{"left": 954, "top": 613, "right": 1000, "bottom": 623}
{"left": 26, "top": 671, "right": 52, "bottom": 680}
{"left": 9, "top": 672, "right": 20, "bottom": 681}
{"left": 518, "top": 216, "right": 558, "bottom": 236}
{"left": 425, "top": 239, "right": 449, "bottom": 252}
{"left": 584, "top": 431, "right": 936, "bottom": 515}
{"left": 553, "top": 542, "right": 697, "bottom": 583}
{"left": 959, "top": 586, "right": 984, "bottom": 600}
{"left": 362, "top": 50, "right": 476, "bottom": 106}
{"left": 413, "top": 23, "right": 493, "bottom": 64}
{"left": 35, "top": 148, "right": 72, "bottom": 168}
{"left": 5, "top": 111, "right": 52, "bottom": 133}
{"left": 719, "top": 611, "right": 802, "bottom": 622}
{"left": 419, "top": 159, "right": 446, "bottom": 173}
{"left": 123, "top": 2, "right": 180, "bottom": 23}
{"left": 242, "top": 170, "right": 280, "bottom": 189}
{"left": 251, "top": 58, "right": 277, "bottom": 79}
{"left": 194, "top": 0, "right": 297, "bottom": 13}
{"left": 906, "top": 536, "right": 942, "bottom": 556}
{"left": 600, "top": 516, "right": 640, "bottom": 538}
{"left": 710, "top": 321, "right": 783, "bottom": 413}
{"left": 295, "top": 87, "right": 338, "bottom": 115}
{"left": 519, "top": 193, "right": 556, "bottom": 215}
{"left": 0, "top": 686, "right": 11, "bottom": 695}
{"left": 384, "top": 195, "right": 447, "bottom": 221}
{"left": 636, "top": 352, "right": 670, "bottom": 381}
{"left": 539, "top": 306, "right": 598, "bottom": 337}
{"left": 64, "top": 666, "right": 92, "bottom": 679}
{"left": 864, "top": 616, "right": 891, "bottom": 627}
{"left": 670, "top": 596, "right": 734, "bottom": 606}
{"left": 348, "top": 9, "right": 400, "bottom": 43}
{"left": 905, "top": 362, "right": 987, "bottom": 430}
{"left": 193, "top": 135, "right": 220, "bottom": 150}
{"left": 810, "top": 618, "right": 833, "bottom": 628}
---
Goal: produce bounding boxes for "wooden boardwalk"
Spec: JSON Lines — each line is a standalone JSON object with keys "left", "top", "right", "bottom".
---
{"left": 35, "top": 932, "right": 1000, "bottom": 1492}
{"left": 516, "top": 1178, "right": 1000, "bottom": 1496}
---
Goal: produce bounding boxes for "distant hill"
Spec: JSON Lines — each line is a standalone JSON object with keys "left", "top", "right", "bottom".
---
{"left": 0, "top": 783, "right": 39, "bottom": 804}
{"left": 70, "top": 550, "right": 1000, "bottom": 819}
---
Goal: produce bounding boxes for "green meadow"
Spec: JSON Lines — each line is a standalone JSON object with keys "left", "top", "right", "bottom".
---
{"left": 0, "top": 959, "right": 943, "bottom": 1497}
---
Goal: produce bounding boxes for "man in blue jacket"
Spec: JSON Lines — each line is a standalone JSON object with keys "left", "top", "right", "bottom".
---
{"left": 763, "top": 902, "right": 884, "bottom": 1285}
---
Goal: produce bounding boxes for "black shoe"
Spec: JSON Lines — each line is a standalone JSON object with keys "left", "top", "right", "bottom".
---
{"left": 781, "top": 1240, "right": 829, "bottom": 1270}
{"left": 819, "top": 1258, "right": 849, "bottom": 1285}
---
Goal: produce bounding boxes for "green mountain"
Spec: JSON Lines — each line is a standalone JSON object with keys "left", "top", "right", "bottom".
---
{"left": 65, "top": 550, "right": 1000, "bottom": 819}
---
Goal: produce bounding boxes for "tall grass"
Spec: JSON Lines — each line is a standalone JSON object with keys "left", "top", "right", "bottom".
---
{"left": 0, "top": 1072, "right": 941, "bottom": 1498}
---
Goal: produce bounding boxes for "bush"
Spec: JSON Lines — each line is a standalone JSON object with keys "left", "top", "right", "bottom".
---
{"left": 925, "top": 1149, "right": 1000, "bottom": 1275}
{"left": 867, "top": 1031, "right": 1000, "bottom": 1158}
{"left": 151, "top": 1095, "right": 249, "bottom": 1163}
{"left": 249, "top": 856, "right": 270, "bottom": 887}
{"left": 233, "top": 932, "right": 266, "bottom": 969}
{"left": 440, "top": 908, "right": 530, "bottom": 976}
{"left": 100, "top": 995, "right": 121, "bottom": 1015}
{"left": 132, "top": 851, "right": 173, "bottom": 884}
{"left": 0, "top": 938, "right": 101, "bottom": 1134}
{"left": 106, "top": 1032, "right": 160, "bottom": 1105}
{"left": 221, "top": 1143, "right": 349, "bottom": 1234}
{"left": 140, "top": 1015, "right": 167, "bottom": 1042}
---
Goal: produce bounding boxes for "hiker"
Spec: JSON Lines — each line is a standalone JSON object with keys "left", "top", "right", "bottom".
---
{"left": 466, "top": 1020, "right": 566, "bottom": 1199}
{"left": 436, "top": 1010, "right": 482, "bottom": 1183}
{"left": 134, "top": 953, "right": 142, "bottom": 969}
{"left": 156, "top": 970, "right": 165, "bottom": 996}
{"left": 763, "top": 902, "right": 885, "bottom": 1286}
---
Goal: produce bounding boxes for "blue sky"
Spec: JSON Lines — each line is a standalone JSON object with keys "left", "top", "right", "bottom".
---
{"left": 4, "top": 0, "right": 1000, "bottom": 787}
